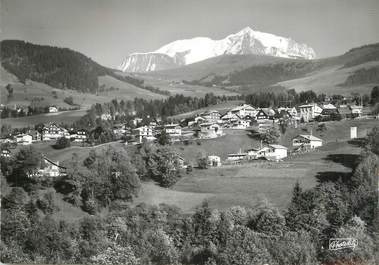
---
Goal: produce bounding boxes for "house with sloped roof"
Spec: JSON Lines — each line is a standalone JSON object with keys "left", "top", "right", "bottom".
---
{"left": 164, "top": 123, "right": 182, "bottom": 137}
{"left": 298, "top": 103, "right": 323, "bottom": 122}
{"left": 15, "top": 134, "right": 33, "bottom": 145}
{"left": 27, "top": 155, "right": 67, "bottom": 178}
{"left": 132, "top": 125, "right": 155, "bottom": 143}
{"left": 349, "top": 105, "right": 363, "bottom": 116}
{"left": 229, "top": 104, "right": 256, "bottom": 118}
{"left": 199, "top": 122, "right": 223, "bottom": 138}
{"left": 200, "top": 110, "right": 221, "bottom": 123}
{"left": 207, "top": 155, "right": 221, "bottom": 167}
{"left": 255, "top": 109, "right": 271, "bottom": 123}
{"left": 265, "top": 144, "right": 288, "bottom": 160}
{"left": 292, "top": 134, "right": 323, "bottom": 149}
{"left": 42, "top": 123, "right": 69, "bottom": 141}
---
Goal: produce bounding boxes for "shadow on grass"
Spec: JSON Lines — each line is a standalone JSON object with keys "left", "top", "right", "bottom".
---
{"left": 347, "top": 138, "right": 367, "bottom": 148}
{"left": 315, "top": 171, "right": 352, "bottom": 184}
{"left": 323, "top": 153, "right": 360, "bottom": 169}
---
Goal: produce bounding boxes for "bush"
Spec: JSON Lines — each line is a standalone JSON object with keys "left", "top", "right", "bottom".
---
{"left": 198, "top": 157, "right": 208, "bottom": 169}
{"left": 83, "top": 198, "right": 97, "bottom": 215}
{"left": 36, "top": 192, "right": 59, "bottom": 214}
{"left": 53, "top": 137, "right": 71, "bottom": 149}
{"left": 63, "top": 96, "right": 74, "bottom": 105}
{"left": 316, "top": 123, "right": 327, "bottom": 132}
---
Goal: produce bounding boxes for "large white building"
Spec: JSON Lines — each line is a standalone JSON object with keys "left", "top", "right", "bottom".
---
{"left": 298, "top": 104, "right": 323, "bottom": 122}
{"left": 15, "top": 134, "right": 33, "bottom": 145}
{"left": 132, "top": 125, "right": 155, "bottom": 143}
{"left": 207, "top": 155, "right": 222, "bottom": 167}
{"left": 200, "top": 110, "right": 221, "bottom": 123}
{"left": 264, "top": 144, "right": 288, "bottom": 161}
{"left": 229, "top": 104, "right": 257, "bottom": 118}
{"left": 42, "top": 123, "right": 70, "bottom": 141}
{"left": 164, "top": 123, "right": 182, "bottom": 137}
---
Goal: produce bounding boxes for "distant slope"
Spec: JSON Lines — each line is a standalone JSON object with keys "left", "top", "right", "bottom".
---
{"left": 146, "top": 42, "right": 379, "bottom": 95}
{"left": 1, "top": 40, "right": 111, "bottom": 93}
{"left": 0, "top": 65, "right": 19, "bottom": 85}
{"left": 143, "top": 54, "right": 295, "bottom": 81}
{"left": 0, "top": 40, "right": 164, "bottom": 99}
{"left": 98, "top": 75, "right": 167, "bottom": 100}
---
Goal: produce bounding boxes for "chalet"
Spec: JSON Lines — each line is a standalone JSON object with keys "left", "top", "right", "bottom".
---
{"left": 48, "top": 106, "right": 58, "bottom": 113}
{"left": 200, "top": 110, "right": 221, "bottom": 123}
{"left": 177, "top": 156, "right": 188, "bottom": 169}
{"left": 194, "top": 116, "right": 206, "bottom": 124}
{"left": 70, "top": 129, "right": 87, "bottom": 142}
{"left": 0, "top": 149, "right": 11, "bottom": 158}
{"left": 28, "top": 130, "right": 42, "bottom": 142}
{"left": 322, "top": 103, "right": 337, "bottom": 109}
{"left": 187, "top": 116, "right": 205, "bottom": 127}
{"left": 338, "top": 106, "right": 352, "bottom": 119}
{"left": 292, "top": 134, "right": 323, "bottom": 149}
{"left": 349, "top": 105, "right": 363, "bottom": 116}
{"left": 220, "top": 112, "right": 239, "bottom": 124}
{"left": 207, "top": 155, "right": 221, "bottom": 167}
{"left": 15, "top": 134, "right": 33, "bottom": 145}
{"left": 132, "top": 125, "right": 155, "bottom": 143}
{"left": 320, "top": 108, "right": 339, "bottom": 116}
{"left": 199, "top": 123, "right": 223, "bottom": 138}
{"left": 245, "top": 147, "right": 267, "bottom": 159}
{"left": 256, "top": 122, "right": 275, "bottom": 133}
{"left": 229, "top": 104, "right": 257, "bottom": 118}
{"left": 264, "top": 144, "right": 288, "bottom": 161}
{"left": 227, "top": 151, "right": 248, "bottom": 162}
{"left": 28, "top": 156, "right": 66, "bottom": 178}
{"left": 164, "top": 123, "right": 182, "bottom": 137}
{"left": 298, "top": 104, "right": 323, "bottom": 122}
{"left": 255, "top": 109, "right": 270, "bottom": 123}
{"left": 42, "top": 123, "right": 69, "bottom": 141}
{"left": 230, "top": 119, "right": 250, "bottom": 129}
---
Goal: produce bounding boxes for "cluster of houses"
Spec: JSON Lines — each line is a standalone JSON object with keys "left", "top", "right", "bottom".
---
{"left": 121, "top": 101, "right": 366, "bottom": 145}
{"left": 0, "top": 123, "right": 88, "bottom": 148}
{"left": 203, "top": 133, "right": 324, "bottom": 167}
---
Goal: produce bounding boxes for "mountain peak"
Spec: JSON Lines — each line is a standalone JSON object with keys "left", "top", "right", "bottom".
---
{"left": 237, "top": 26, "right": 255, "bottom": 34}
{"left": 119, "top": 28, "right": 316, "bottom": 72}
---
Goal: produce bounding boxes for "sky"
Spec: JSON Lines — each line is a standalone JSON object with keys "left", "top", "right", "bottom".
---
{"left": 1, "top": 0, "right": 379, "bottom": 68}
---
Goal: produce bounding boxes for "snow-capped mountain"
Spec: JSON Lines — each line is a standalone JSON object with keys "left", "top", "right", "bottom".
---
{"left": 120, "top": 27, "right": 316, "bottom": 72}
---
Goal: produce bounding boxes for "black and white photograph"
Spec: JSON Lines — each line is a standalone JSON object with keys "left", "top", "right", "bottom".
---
{"left": 0, "top": 0, "right": 378, "bottom": 264}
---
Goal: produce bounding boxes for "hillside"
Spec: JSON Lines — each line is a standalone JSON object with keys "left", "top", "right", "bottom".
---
{"left": 142, "top": 42, "right": 379, "bottom": 95}
{"left": 0, "top": 40, "right": 165, "bottom": 99}
{"left": 143, "top": 54, "right": 295, "bottom": 81}
{"left": 0, "top": 40, "right": 111, "bottom": 93}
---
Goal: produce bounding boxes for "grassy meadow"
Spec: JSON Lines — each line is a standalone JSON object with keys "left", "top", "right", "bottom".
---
{"left": 135, "top": 140, "right": 360, "bottom": 212}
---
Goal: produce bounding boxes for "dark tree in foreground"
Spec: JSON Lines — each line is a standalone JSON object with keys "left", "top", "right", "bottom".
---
{"left": 53, "top": 137, "right": 71, "bottom": 149}
{"left": 370, "top": 86, "right": 379, "bottom": 104}
{"left": 157, "top": 130, "right": 170, "bottom": 146}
